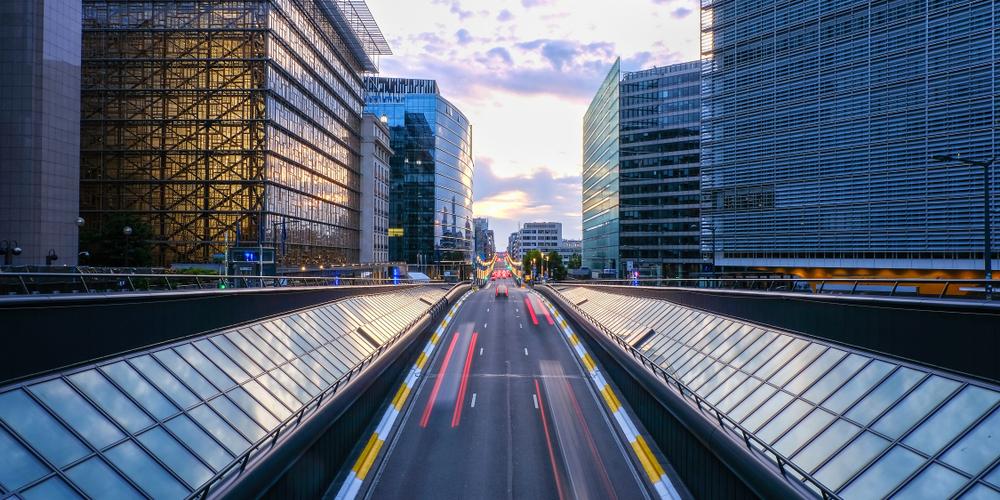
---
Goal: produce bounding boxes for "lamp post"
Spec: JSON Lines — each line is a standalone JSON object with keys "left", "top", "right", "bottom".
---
{"left": 122, "top": 226, "right": 133, "bottom": 268}
{"left": 931, "top": 154, "right": 995, "bottom": 300}
{"left": 1, "top": 240, "right": 22, "bottom": 266}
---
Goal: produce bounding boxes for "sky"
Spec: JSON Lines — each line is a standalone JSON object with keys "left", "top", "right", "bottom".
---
{"left": 365, "top": 0, "right": 701, "bottom": 249}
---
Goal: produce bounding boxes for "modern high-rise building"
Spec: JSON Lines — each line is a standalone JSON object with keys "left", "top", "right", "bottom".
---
{"left": 360, "top": 114, "right": 391, "bottom": 263}
{"left": 485, "top": 229, "right": 495, "bottom": 258}
{"left": 508, "top": 231, "right": 521, "bottom": 260}
{"left": 80, "top": 0, "right": 391, "bottom": 267}
{"left": 473, "top": 217, "right": 490, "bottom": 258}
{"left": 583, "top": 59, "right": 703, "bottom": 278}
{"left": 700, "top": 0, "right": 999, "bottom": 277}
{"left": 620, "top": 62, "right": 702, "bottom": 278}
{"left": 0, "top": 1, "right": 82, "bottom": 267}
{"left": 364, "top": 77, "right": 475, "bottom": 279}
{"left": 582, "top": 59, "right": 621, "bottom": 274}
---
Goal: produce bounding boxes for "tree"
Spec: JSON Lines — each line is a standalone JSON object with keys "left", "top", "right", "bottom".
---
{"left": 521, "top": 249, "right": 543, "bottom": 279}
{"left": 546, "top": 250, "right": 567, "bottom": 280}
{"left": 567, "top": 253, "right": 582, "bottom": 269}
{"left": 80, "top": 214, "right": 154, "bottom": 267}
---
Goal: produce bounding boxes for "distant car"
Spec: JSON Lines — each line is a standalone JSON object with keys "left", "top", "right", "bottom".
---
{"left": 495, "top": 285, "right": 508, "bottom": 298}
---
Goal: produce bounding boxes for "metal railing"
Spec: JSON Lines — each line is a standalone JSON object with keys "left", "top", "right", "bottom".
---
{"left": 0, "top": 271, "right": 437, "bottom": 296}
{"left": 190, "top": 294, "right": 452, "bottom": 499}
{"left": 559, "top": 277, "right": 1000, "bottom": 302}
{"left": 554, "top": 288, "right": 839, "bottom": 499}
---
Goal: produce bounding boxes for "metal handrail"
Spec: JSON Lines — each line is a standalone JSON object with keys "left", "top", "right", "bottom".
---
{"left": 556, "top": 277, "right": 1000, "bottom": 302}
{"left": 555, "top": 289, "right": 840, "bottom": 500}
{"left": 0, "top": 271, "right": 444, "bottom": 296}
{"left": 190, "top": 294, "right": 452, "bottom": 499}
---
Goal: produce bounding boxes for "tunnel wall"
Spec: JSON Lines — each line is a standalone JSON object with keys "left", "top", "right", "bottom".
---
{"left": 571, "top": 285, "right": 1000, "bottom": 383}
{"left": 0, "top": 284, "right": 443, "bottom": 384}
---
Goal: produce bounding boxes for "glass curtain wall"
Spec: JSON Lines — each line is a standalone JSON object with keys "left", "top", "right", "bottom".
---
{"left": 582, "top": 59, "right": 622, "bottom": 275}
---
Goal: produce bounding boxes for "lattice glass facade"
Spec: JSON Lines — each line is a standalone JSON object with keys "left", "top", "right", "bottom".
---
{"left": 700, "top": 0, "right": 999, "bottom": 272}
{"left": 620, "top": 62, "right": 702, "bottom": 278}
{"left": 364, "top": 78, "right": 475, "bottom": 279}
{"left": 583, "top": 59, "right": 621, "bottom": 274}
{"left": 0, "top": 287, "right": 445, "bottom": 499}
{"left": 558, "top": 285, "right": 1000, "bottom": 499}
{"left": 81, "top": 0, "right": 390, "bottom": 267}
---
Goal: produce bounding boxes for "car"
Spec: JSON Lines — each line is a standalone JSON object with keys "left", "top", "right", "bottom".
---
{"left": 495, "top": 285, "right": 508, "bottom": 298}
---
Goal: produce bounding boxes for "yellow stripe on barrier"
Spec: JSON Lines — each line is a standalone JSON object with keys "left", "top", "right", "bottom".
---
{"left": 352, "top": 433, "right": 381, "bottom": 475}
{"left": 568, "top": 334, "right": 580, "bottom": 346}
{"left": 600, "top": 384, "right": 622, "bottom": 412}
{"left": 635, "top": 435, "right": 666, "bottom": 479}
{"left": 415, "top": 352, "right": 428, "bottom": 369}
{"left": 581, "top": 353, "right": 597, "bottom": 372}
{"left": 391, "top": 384, "right": 411, "bottom": 411}
{"left": 431, "top": 332, "right": 440, "bottom": 344}
{"left": 355, "top": 437, "right": 384, "bottom": 479}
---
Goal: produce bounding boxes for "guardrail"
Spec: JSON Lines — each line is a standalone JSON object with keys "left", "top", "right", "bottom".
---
{"left": 0, "top": 271, "right": 440, "bottom": 296}
{"left": 191, "top": 294, "right": 452, "bottom": 499}
{"left": 556, "top": 289, "right": 839, "bottom": 500}
{"left": 559, "top": 277, "right": 999, "bottom": 301}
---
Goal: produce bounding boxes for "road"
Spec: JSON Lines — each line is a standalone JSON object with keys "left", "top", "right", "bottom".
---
{"left": 341, "top": 280, "right": 663, "bottom": 500}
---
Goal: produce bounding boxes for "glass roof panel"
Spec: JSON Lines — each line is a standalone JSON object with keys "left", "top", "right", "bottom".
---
{"left": 163, "top": 415, "right": 232, "bottom": 472}
{"left": 105, "top": 440, "right": 189, "bottom": 498}
{"left": 101, "top": 361, "right": 178, "bottom": 420}
{"left": 68, "top": 370, "right": 153, "bottom": 434}
{"left": 941, "top": 407, "right": 1000, "bottom": 476}
{"left": 64, "top": 456, "right": 144, "bottom": 500}
{"left": 29, "top": 379, "right": 125, "bottom": 450}
{"left": 839, "top": 446, "right": 923, "bottom": 498}
{"left": 893, "top": 463, "right": 968, "bottom": 500}
{"left": 0, "top": 390, "right": 90, "bottom": 467}
{"left": 959, "top": 484, "right": 1000, "bottom": 500}
{"left": 137, "top": 426, "right": 214, "bottom": 489}
{"left": 815, "top": 432, "right": 891, "bottom": 490}
{"left": 904, "top": 385, "right": 1000, "bottom": 456}
{"left": 0, "top": 426, "right": 49, "bottom": 491}
{"left": 20, "top": 476, "right": 82, "bottom": 500}
{"left": 872, "top": 375, "right": 960, "bottom": 439}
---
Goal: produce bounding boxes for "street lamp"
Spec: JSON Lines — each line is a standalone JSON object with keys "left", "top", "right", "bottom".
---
{"left": 123, "top": 226, "right": 133, "bottom": 268}
{"left": 931, "top": 154, "right": 996, "bottom": 299}
{"left": 1, "top": 240, "right": 22, "bottom": 266}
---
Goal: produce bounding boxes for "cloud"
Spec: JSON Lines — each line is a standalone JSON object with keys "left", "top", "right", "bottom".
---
{"left": 671, "top": 7, "right": 693, "bottom": 18}
{"left": 497, "top": 9, "right": 514, "bottom": 22}
{"left": 521, "top": 0, "right": 553, "bottom": 7}
{"left": 473, "top": 157, "right": 582, "bottom": 245}
{"left": 485, "top": 47, "right": 513, "bottom": 65}
{"left": 456, "top": 28, "right": 473, "bottom": 45}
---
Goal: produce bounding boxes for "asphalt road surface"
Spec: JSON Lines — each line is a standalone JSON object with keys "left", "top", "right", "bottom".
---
{"left": 353, "top": 280, "right": 660, "bottom": 500}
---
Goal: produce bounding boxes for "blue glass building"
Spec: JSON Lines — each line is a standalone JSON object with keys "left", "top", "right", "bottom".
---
{"left": 700, "top": 0, "right": 998, "bottom": 276}
{"left": 584, "top": 59, "right": 703, "bottom": 278}
{"left": 364, "top": 78, "right": 474, "bottom": 279}
{"left": 582, "top": 59, "right": 621, "bottom": 275}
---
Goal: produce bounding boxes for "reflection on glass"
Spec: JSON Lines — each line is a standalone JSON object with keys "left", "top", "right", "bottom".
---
{"left": 137, "top": 427, "right": 213, "bottom": 489}
{"left": 845, "top": 367, "right": 924, "bottom": 425}
{"left": 821, "top": 360, "right": 893, "bottom": 413}
{"left": 802, "top": 354, "right": 868, "bottom": 404}
{"left": 105, "top": 440, "right": 189, "bottom": 498}
{"left": 20, "top": 476, "right": 83, "bottom": 500}
{"left": 0, "top": 390, "right": 89, "bottom": 467}
{"left": 904, "top": 385, "right": 1000, "bottom": 456}
{"left": 29, "top": 379, "right": 124, "bottom": 450}
{"left": 838, "top": 446, "right": 922, "bottom": 498}
{"left": 163, "top": 415, "right": 232, "bottom": 472}
{"left": 207, "top": 396, "right": 266, "bottom": 442}
{"left": 101, "top": 361, "right": 179, "bottom": 420}
{"left": 872, "top": 375, "right": 960, "bottom": 439}
{"left": 792, "top": 419, "right": 862, "bottom": 473}
{"left": 774, "top": 408, "right": 836, "bottom": 457}
{"left": 68, "top": 370, "right": 153, "bottom": 433}
{"left": 226, "top": 387, "right": 280, "bottom": 430}
{"left": 941, "top": 408, "right": 1000, "bottom": 476}
{"left": 892, "top": 463, "right": 968, "bottom": 500}
{"left": 188, "top": 405, "right": 251, "bottom": 456}
{"left": 814, "top": 432, "right": 890, "bottom": 491}
{"left": 0, "top": 426, "right": 49, "bottom": 491}
{"left": 65, "top": 456, "right": 143, "bottom": 500}
{"left": 758, "top": 399, "right": 812, "bottom": 444}
{"left": 130, "top": 355, "right": 200, "bottom": 410}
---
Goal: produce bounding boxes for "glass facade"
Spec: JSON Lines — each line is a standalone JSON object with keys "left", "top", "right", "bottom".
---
{"left": 700, "top": 0, "right": 999, "bottom": 272}
{"left": 364, "top": 78, "right": 475, "bottom": 279}
{"left": 558, "top": 285, "right": 1000, "bottom": 498}
{"left": 81, "top": 0, "right": 391, "bottom": 267}
{"left": 620, "top": 62, "right": 702, "bottom": 278}
{"left": 0, "top": 1, "right": 82, "bottom": 266}
{"left": 0, "top": 287, "right": 446, "bottom": 498}
{"left": 582, "top": 59, "right": 621, "bottom": 274}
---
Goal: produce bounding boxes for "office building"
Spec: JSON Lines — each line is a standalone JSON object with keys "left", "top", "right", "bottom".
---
{"left": 508, "top": 231, "right": 521, "bottom": 260}
{"left": 519, "top": 222, "right": 563, "bottom": 255}
{"left": 80, "top": 0, "right": 391, "bottom": 267}
{"left": 558, "top": 238, "right": 582, "bottom": 263}
{"left": 485, "top": 229, "right": 495, "bottom": 258}
{"left": 582, "top": 59, "right": 621, "bottom": 274}
{"left": 700, "top": 0, "right": 999, "bottom": 277}
{"left": 0, "top": 1, "right": 82, "bottom": 266}
{"left": 364, "top": 77, "right": 475, "bottom": 279}
{"left": 583, "top": 59, "right": 702, "bottom": 278}
{"left": 360, "top": 114, "right": 391, "bottom": 263}
{"left": 473, "top": 217, "right": 490, "bottom": 258}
